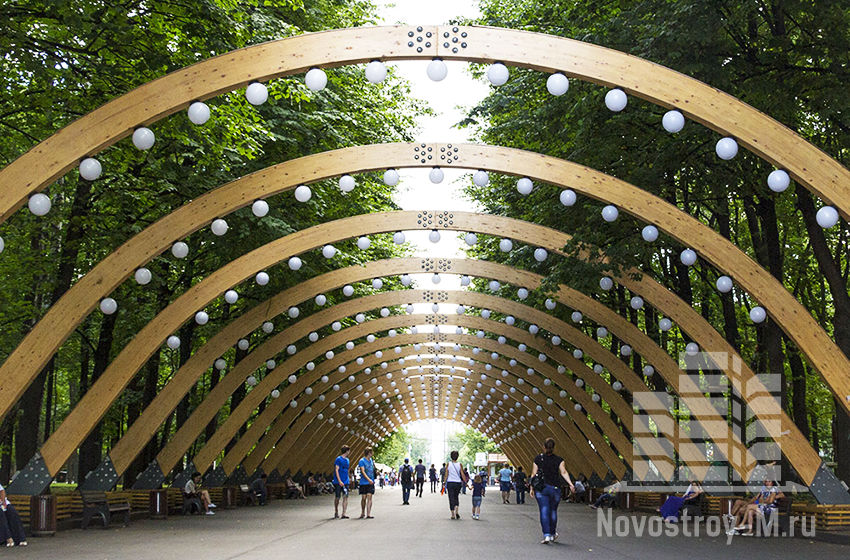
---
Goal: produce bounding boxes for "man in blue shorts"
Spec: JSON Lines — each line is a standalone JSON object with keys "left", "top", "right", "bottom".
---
{"left": 498, "top": 464, "right": 513, "bottom": 504}
{"left": 358, "top": 447, "right": 376, "bottom": 518}
{"left": 333, "top": 445, "right": 351, "bottom": 519}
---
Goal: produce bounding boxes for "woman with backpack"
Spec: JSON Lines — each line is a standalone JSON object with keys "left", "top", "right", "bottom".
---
{"left": 530, "top": 438, "right": 575, "bottom": 544}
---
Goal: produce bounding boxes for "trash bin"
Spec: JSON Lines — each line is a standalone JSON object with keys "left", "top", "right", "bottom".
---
{"left": 222, "top": 487, "right": 237, "bottom": 509}
{"left": 30, "top": 494, "right": 56, "bottom": 536}
{"left": 149, "top": 489, "right": 168, "bottom": 519}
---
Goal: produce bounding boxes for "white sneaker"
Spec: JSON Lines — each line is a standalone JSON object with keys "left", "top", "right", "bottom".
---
{"left": 725, "top": 529, "right": 737, "bottom": 536}
{"left": 552, "top": 532, "right": 559, "bottom": 542}
{"left": 209, "top": 503, "right": 217, "bottom": 508}
{"left": 205, "top": 511, "right": 215, "bottom": 515}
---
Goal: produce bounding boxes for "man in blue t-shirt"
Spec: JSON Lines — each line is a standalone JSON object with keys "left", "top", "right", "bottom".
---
{"left": 358, "top": 447, "right": 376, "bottom": 518}
{"left": 333, "top": 444, "right": 351, "bottom": 519}
{"left": 499, "top": 465, "right": 514, "bottom": 504}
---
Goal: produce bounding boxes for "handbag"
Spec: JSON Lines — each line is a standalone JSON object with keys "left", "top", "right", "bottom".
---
{"left": 530, "top": 473, "right": 546, "bottom": 492}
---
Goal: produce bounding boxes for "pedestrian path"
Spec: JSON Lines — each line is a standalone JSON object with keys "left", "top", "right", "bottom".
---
{"left": 21, "top": 486, "right": 849, "bottom": 559}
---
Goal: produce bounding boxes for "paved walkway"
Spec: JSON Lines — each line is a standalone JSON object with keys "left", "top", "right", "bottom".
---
{"left": 20, "top": 486, "right": 849, "bottom": 559}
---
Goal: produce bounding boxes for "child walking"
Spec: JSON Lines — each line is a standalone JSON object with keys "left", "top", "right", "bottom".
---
{"left": 472, "top": 475, "right": 486, "bottom": 520}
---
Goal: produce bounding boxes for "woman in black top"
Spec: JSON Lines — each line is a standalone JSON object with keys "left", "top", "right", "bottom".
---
{"left": 530, "top": 438, "right": 575, "bottom": 544}
{"left": 429, "top": 464, "right": 438, "bottom": 493}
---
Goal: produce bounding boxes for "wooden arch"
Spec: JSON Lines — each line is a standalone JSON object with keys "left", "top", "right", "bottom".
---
{"left": 2, "top": 146, "right": 848, "bottom": 432}
{"left": 1, "top": 25, "right": 848, "bottom": 220}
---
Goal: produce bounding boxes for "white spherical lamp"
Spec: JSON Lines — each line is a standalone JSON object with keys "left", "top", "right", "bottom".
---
{"left": 305, "top": 68, "right": 328, "bottom": 91}
{"left": 621, "top": 345, "right": 632, "bottom": 356}
{"left": 559, "top": 189, "right": 576, "bottom": 206}
{"left": 716, "top": 275, "right": 733, "bottom": 293}
{"left": 630, "top": 296, "right": 644, "bottom": 310}
{"left": 371, "top": 278, "right": 383, "bottom": 290}
{"left": 605, "top": 88, "right": 628, "bottom": 112}
{"left": 28, "top": 193, "right": 51, "bottom": 216}
{"left": 680, "top": 248, "right": 697, "bottom": 266}
{"left": 195, "top": 311, "right": 209, "bottom": 325}
{"left": 685, "top": 342, "right": 699, "bottom": 356}
{"left": 294, "top": 185, "right": 312, "bottom": 202}
{"left": 210, "top": 219, "right": 228, "bottom": 236}
{"left": 599, "top": 276, "right": 614, "bottom": 291}
{"left": 356, "top": 236, "right": 371, "bottom": 250}
{"left": 426, "top": 59, "right": 448, "bottom": 81}
{"left": 816, "top": 206, "right": 839, "bottom": 228}
{"left": 641, "top": 225, "right": 659, "bottom": 242}
{"left": 546, "top": 73, "right": 569, "bottom": 96}
{"left": 315, "top": 294, "right": 327, "bottom": 306}
{"left": 431, "top": 273, "right": 441, "bottom": 284}
{"left": 224, "top": 290, "right": 238, "bottom": 304}
{"left": 659, "top": 318, "right": 673, "bottom": 331}
{"left": 571, "top": 311, "right": 582, "bottom": 323}
{"left": 383, "top": 169, "right": 400, "bottom": 186}
{"left": 464, "top": 232, "right": 478, "bottom": 246}
{"left": 255, "top": 271, "right": 269, "bottom": 286}
{"left": 486, "top": 62, "right": 509, "bottom": 86}
{"left": 505, "top": 315, "right": 515, "bottom": 326}
{"left": 166, "top": 335, "right": 181, "bottom": 349}
{"left": 473, "top": 170, "right": 489, "bottom": 186}
{"left": 365, "top": 60, "right": 387, "bottom": 83}
{"left": 460, "top": 275, "right": 471, "bottom": 287}
{"left": 79, "top": 158, "right": 102, "bottom": 181}
{"left": 100, "top": 298, "right": 117, "bottom": 315}
{"left": 245, "top": 82, "right": 268, "bottom": 105}
{"left": 481, "top": 309, "right": 491, "bottom": 319}
{"left": 262, "top": 321, "right": 274, "bottom": 333}
{"left": 767, "top": 170, "right": 790, "bottom": 193}
{"left": 271, "top": 389, "right": 280, "bottom": 399}
{"left": 187, "top": 101, "right": 211, "bottom": 125}
{"left": 601, "top": 205, "right": 619, "bottom": 222}
{"left": 338, "top": 175, "right": 355, "bottom": 193}
{"left": 499, "top": 238, "right": 513, "bottom": 252}
{"left": 342, "top": 284, "right": 354, "bottom": 297}
{"left": 429, "top": 230, "right": 441, "bottom": 243}
{"left": 715, "top": 137, "right": 738, "bottom": 160}
{"left": 750, "top": 306, "right": 767, "bottom": 323}
{"left": 215, "top": 359, "right": 227, "bottom": 370}
{"left": 287, "top": 306, "right": 299, "bottom": 319}
{"left": 597, "top": 327, "right": 608, "bottom": 338}
{"left": 662, "top": 110, "right": 685, "bottom": 133}
{"left": 237, "top": 339, "right": 249, "bottom": 350}
{"left": 429, "top": 167, "right": 444, "bottom": 184}
{"left": 251, "top": 200, "right": 269, "bottom": 217}
{"left": 517, "top": 287, "right": 529, "bottom": 300}
{"left": 132, "top": 127, "right": 155, "bottom": 150}
{"left": 322, "top": 245, "right": 337, "bottom": 259}
{"left": 134, "top": 268, "right": 152, "bottom": 285}
{"left": 516, "top": 177, "right": 533, "bottom": 195}
{"left": 393, "top": 231, "right": 406, "bottom": 245}
{"left": 488, "top": 280, "right": 500, "bottom": 292}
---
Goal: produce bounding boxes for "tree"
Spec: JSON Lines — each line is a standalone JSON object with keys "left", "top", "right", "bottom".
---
{"left": 447, "top": 426, "right": 501, "bottom": 468}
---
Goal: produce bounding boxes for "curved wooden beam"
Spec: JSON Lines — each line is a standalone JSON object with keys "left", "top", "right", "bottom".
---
{"left": 2, "top": 26, "right": 847, "bottom": 221}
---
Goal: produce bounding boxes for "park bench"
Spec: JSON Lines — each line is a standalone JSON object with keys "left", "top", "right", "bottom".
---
{"left": 80, "top": 489, "right": 130, "bottom": 529}
{"left": 239, "top": 484, "right": 257, "bottom": 506}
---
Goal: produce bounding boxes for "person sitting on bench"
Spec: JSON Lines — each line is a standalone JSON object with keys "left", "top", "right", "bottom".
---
{"left": 184, "top": 472, "right": 216, "bottom": 515}
{"left": 659, "top": 481, "right": 703, "bottom": 521}
{"left": 589, "top": 480, "right": 620, "bottom": 509}
{"left": 730, "top": 480, "right": 782, "bottom": 535}
{"left": 0, "top": 484, "right": 26, "bottom": 547}
{"left": 252, "top": 474, "right": 268, "bottom": 505}
{"left": 285, "top": 476, "right": 306, "bottom": 499}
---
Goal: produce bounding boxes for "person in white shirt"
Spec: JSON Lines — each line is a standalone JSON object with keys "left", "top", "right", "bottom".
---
{"left": 184, "top": 472, "right": 216, "bottom": 515}
{"left": 0, "top": 484, "right": 26, "bottom": 546}
{"left": 445, "top": 450, "right": 469, "bottom": 520}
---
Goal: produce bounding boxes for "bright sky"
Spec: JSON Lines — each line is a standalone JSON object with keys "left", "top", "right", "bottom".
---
{"left": 376, "top": 1, "right": 489, "bottom": 462}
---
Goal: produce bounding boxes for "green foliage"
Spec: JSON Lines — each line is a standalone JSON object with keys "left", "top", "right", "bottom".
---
{"left": 447, "top": 426, "right": 500, "bottom": 467}
{"left": 372, "top": 427, "right": 428, "bottom": 469}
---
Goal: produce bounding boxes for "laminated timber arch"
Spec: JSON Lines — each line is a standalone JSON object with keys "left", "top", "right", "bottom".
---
{"left": 1, "top": 26, "right": 848, "bottom": 502}
{"left": 1, "top": 25, "right": 849, "bottom": 220}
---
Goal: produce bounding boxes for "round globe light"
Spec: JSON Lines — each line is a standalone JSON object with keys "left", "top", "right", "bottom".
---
{"left": 380, "top": 307, "right": 390, "bottom": 318}
{"left": 251, "top": 200, "right": 269, "bottom": 217}
{"left": 516, "top": 177, "right": 533, "bottom": 195}
{"left": 767, "top": 169, "right": 790, "bottom": 193}
{"left": 246, "top": 376, "right": 257, "bottom": 387}
{"left": 309, "top": 331, "right": 319, "bottom": 342}
{"left": 621, "top": 345, "right": 632, "bottom": 356}
{"left": 262, "top": 321, "right": 274, "bottom": 333}
{"left": 210, "top": 219, "right": 228, "bottom": 236}
{"left": 481, "top": 309, "right": 491, "bottom": 319}
{"left": 680, "top": 248, "right": 697, "bottom": 266}
{"left": 599, "top": 276, "right": 614, "bottom": 291}
{"left": 571, "top": 311, "right": 582, "bottom": 323}
{"left": 505, "top": 315, "right": 515, "bottom": 326}
{"left": 612, "top": 381, "right": 623, "bottom": 391}
{"left": 355, "top": 236, "right": 371, "bottom": 251}
{"left": 662, "top": 110, "right": 685, "bottom": 133}
{"left": 460, "top": 275, "right": 471, "bottom": 287}
{"left": 630, "top": 296, "right": 644, "bottom": 310}
{"left": 132, "top": 127, "right": 155, "bottom": 150}
{"left": 429, "top": 230, "right": 441, "bottom": 243}
{"left": 545, "top": 299, "right": 556, "bottom": 310}
{"left": 365, "top": 60, "right": 387, "bottom": 83}
{"left": 750, "top": 306, "right": 767, "bottom": 323}
{"left": 486, "top": 62, "right": 509, "bottom": 86}
{"left": 134, "top": 268, "right": 152, "bottom": 285}
{"left": 426, "top": 59, "right": 448, "bottom": 81}
{"left": 322, "top": 245, "right": 337, "bottom": 259}
{"left": 429, "top": 167, "right": 444, "bottom": 184}
{"left": 166, "top": 335, "right": 181, "bottom": 349}
{"left": 605, "top": 88, "right": 628, "bottom": 112}
{"left": 499, "top": 238, "right": 513, "bottom": 252}
{"left": 464, "top": 232, "right": 478, "bottom": 246}
{"left": 288, "top": 306, "right": 299, "bottom": 319}
{"left": 100, "top": 298, "right": 117, "bottom": 315}
{"left": 342, "top": 285, "right": 354, "bottom": 297}
{"left": 195, "top": 311, "right": 209, "bottom": 325}
{"left": 305, "top": 68, "right": 328, "bottom": 91}
{"left": 573, "top": 349, "right": 583, "bottom": 359}
{"left": 0, "top": 237, "right": 4, "bottom": 254}
{"left": 597, "top": 327, "right": 608, "bottom": 338}
{"left": 715, "top": 137, "right": 738, "bottom": 160}
{"left": 271, "top": 389, "right": 280, "bottom": 399}
{"left": 187, "top": 101, "right": 211, "bottom": 125}
{"left": 431, "top": 273, "right": 441, "bottom": 284}
{"left": 601, "top": 205, "right": 619, "bottom": 222}
{"left": 79, "top": 158, "right": 102, "bottom": 181}
{"left": 643, "top": 365, "right": 654, "bottom": 376}
{"left": 593, "top": 364, "right": 603, "bottom": 374}
{"left": 286, "top": 256, "right": 303, "bottom": 272}
{"left": 294, "top": 185, "right": 312, "bottom": 202}
{"left": 816, "top": 206, "right": 839, "bottom": 228}
{"left": 315, "top": 294, "right": 327, "bottom": 306}
{"left": 546, "top": 73, "right": 569, "bottom": 96}
{"left": 559, "top": 189, "right": 577, "bottom": 207}
{"left": 393, "top": 231, "right": 406, "bottom": 245}
{"left": 472, "top": 170, "right": 489, "bottom": 186}
{"left": 575, "top": 378, "right": 584, "bottom": 388}
{"left": 659, "top": 318, "right": 673, "bottom": 331}
{"left": 245, "top": 82, "right": 268, "bottom": 105}
{"left": 338, "top": 174, "right": 355, "bottom": 193}
{"left": 237, "top": 339, "right": 249, "bottom": 350}
{"left": 383, "top": 168, "right": 400, "bottom": 186}
{"left": 28, "top": 193, "right": 51, "bottom": 216}
{"left": 552, "top": 335, "right": 562, "bottom": 346}
{"left": 371, "top": 278, "right": 383, "bottom": 290}
{"left": 215, "top": 359, "right": 227, "bottom": 370}
{"left": 533, "top": 247, "right": 548, "bottom": 262}
{"left": 529, "top": 324, "right": 539, "bottom": 335}
{"left": 642, "top": 225, "right": 659, "bottom": 242}
{"left": 716, "top": 275, "right": 733, "bottom": 293}
{"left": 266, "top": 359, "right": 276, "bottom": 370}
{"left": 517, "top": 288, "right": 529, "bottom": 300}
{"left": 224, "top": 290, "right": 238, "bottom": 304}
{"left": 488, "top": 280, "right": 500, "bottom": 292}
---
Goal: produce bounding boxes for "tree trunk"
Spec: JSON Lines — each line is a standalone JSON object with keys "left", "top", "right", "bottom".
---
{"left": 78, "top": 313, "right": 117, "bottom": 480}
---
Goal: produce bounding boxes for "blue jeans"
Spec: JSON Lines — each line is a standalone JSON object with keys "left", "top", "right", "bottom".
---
{"left": 516, "top": 487, "right": 526, "bottom": 504}
{"left": 402, "top": 485, "right": 411, "bottom": 503}
{"left": 535, "top": 484, "right": 561, "bottom": 537}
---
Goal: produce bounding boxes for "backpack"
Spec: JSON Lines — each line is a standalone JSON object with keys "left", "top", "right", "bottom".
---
{"left": 401, "top": 465, "right": 412, "bottom": 484}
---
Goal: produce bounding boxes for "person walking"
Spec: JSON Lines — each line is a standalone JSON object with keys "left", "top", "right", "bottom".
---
{"left": 333, "top": 445, "right": 350, "bottom": 519}
{"left": 530, "top": 438, "right": 575, "bottom": 544}
{"left": 471, "top": 474, "right": 486, "bottom": 520}
{"left": 429, "top": 464, "right": 438, "bottom": 493}
{"left": 414, "top": 459, "right": 426, "bottom": 498}
{"left": 358, "top": 447, "right": 376, "bottom": 519}
{"left": 399, "top": 458, "right": 413, "bottom": 505}
{"left": 498, "top": 464, "right": 513, "bottom": 504}
{"left": 514, "top": 466, "right": 527, "bottom": 504}
{"left": 445, "top": 450, "right": 468, "bottom": 520}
